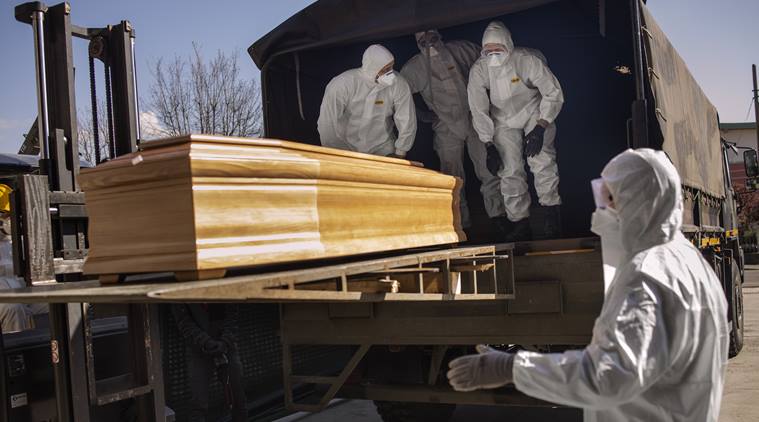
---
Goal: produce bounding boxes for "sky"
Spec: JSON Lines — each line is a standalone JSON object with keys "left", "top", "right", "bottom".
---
{"left": 0, "top": 0, "right": 758, "bottom": 153}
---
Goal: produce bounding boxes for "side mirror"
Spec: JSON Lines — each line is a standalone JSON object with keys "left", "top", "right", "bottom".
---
{"left": 744, "top": 149, "right": 759, "bottom": 178}
{"left": 747, "top": 178, "right": 759, "bottom": 192}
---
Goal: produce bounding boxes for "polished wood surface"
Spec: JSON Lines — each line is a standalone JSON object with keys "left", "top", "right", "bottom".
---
{"left": 80, "top": 134, "right": 464, "bottom": 276}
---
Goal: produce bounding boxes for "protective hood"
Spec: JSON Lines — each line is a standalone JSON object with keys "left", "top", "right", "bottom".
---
{"left": 361, "top": 44, "right": 394, "bottom": 81}
{"left": 415, "top": 29, "right": 443, "bottom": 51}
{"left": 481, "top": 21, "right": 514, "bottom": 54}
{"left": 601, "top": 148, "right": 682, "bottom": 256}
{"left": 415, "top": 30, "right": 441, "bottom": 43}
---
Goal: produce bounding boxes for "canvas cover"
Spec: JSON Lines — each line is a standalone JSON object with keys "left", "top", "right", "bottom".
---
{"left": 641, "top": 3, "right": 724, "bottom": 198}
{"left": 249, "top": 0, "right": 560, "bottom": 68}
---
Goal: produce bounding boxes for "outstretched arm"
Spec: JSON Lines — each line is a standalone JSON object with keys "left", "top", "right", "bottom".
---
{"left": 467, "top": 62, "right": 495, "bottom": 144}
{"left": 317, "top": 77, "right": 350, "bottom": 148}
{"left": 513, "top": 281, "right": 673, "bottom": 408}
{"left": 392, "top": 77, "right": 417, "bottom": 156}
{"left": 523, "top": 55, "right": 564, "bottom": 125}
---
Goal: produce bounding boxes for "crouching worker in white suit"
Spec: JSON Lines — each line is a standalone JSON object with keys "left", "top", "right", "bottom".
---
{"left": 448, "top": 148, "right": 730, "bottom": 422}
{"left": 468, "top": 21, "right": 564, "bottom": 241}
{"left": 318, "top": 44, "right": 416, "bottom": 158}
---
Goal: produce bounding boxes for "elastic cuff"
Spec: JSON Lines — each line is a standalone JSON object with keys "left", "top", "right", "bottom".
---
{"left": 537, "top": 118, "right": 553, "bottom": 127}
{"left": 394, "top": 148, "right": 408, "bottom": 157}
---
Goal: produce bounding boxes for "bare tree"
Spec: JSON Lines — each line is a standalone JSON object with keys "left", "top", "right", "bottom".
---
{"left": 150, "top": 44, "right": 263, "bottom": 138}
{"left": 77, "top": 100, "right": 111, "bottom": 165}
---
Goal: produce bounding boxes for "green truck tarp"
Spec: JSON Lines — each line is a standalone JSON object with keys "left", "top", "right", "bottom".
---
{"left": 641, "top": 3, "right": 724, "bottom": 198}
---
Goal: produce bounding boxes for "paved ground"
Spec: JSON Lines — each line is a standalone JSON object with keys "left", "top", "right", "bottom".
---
{"left": 719, "top": 264, "right": 759, "bottom": 422}
{"left": 277, "top": 266, "right": 759, "bottom": 422}
{"left": 275, "top": 400, "right": 580, "bottom": 422}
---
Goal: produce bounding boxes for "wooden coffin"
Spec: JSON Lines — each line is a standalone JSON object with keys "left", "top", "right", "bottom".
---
{"left": 80, "top": 134, "right": 465, "bottom": 276}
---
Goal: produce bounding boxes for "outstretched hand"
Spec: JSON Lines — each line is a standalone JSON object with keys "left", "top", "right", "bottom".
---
{"left": 447, "top": 345, "right": 515, "bottom": 392}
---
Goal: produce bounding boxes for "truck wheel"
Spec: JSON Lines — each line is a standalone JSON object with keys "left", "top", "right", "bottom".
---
{"left": 374, "top": 401, "right": 456, "bottom": 422}
{"left": 729, "top": 261, "right": 744, "bottom": 357}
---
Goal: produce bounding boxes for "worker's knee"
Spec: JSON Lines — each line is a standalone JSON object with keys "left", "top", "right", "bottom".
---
{"left": 527, "top": 155, "right": 559, "bottom": 180}
{"left": 434, "top": 141, "right": 466, "bottom": 161}
{"left": 499, "top": 162, "right": 528, "bottom": 182}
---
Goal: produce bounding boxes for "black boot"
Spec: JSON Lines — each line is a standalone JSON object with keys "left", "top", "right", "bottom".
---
{"left": 543, "top": 205, "right": 562, "bottom": 239}
{"left": 503, "top": 218, "right": 532, "bottom": 242}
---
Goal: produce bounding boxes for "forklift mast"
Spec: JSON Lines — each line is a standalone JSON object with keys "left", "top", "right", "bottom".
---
{"left": 2, "top": 3, "right": 165, "bottom": 422}
{"left": 12, "top": 1, "right": 140, "bottom": 283}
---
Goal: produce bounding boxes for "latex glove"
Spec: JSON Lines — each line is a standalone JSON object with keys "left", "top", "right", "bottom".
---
{"left": 201, "top": 338, "right": 228, "bottom": 356}
{"left": 486, "top": 143, "right": 502, "bottom": 176}
{"left": 524, "top": 124, "right": 546, "bottom": 157}
{"left": 447, "top": 345, "right": 515, "bottom": 392}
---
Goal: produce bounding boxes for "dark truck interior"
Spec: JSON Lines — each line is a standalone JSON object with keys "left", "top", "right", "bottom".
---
{"left": 253, "top": 0, "right": 638, "bottom": 240}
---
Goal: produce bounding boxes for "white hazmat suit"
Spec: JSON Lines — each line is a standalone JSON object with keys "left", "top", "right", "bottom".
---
{"left": 318, "top": 45, "right": 416, "bottom": 157}
{"left": 401, "top": 31, "right": 505, "bottom": 225}
{"left": 468, "top": 21, "right": 564, "bottom": 222}
{"left": 449, "top": 148, "right": 730, "bottom": 422}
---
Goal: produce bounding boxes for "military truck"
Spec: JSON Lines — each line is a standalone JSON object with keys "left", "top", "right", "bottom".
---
{"left": 246, "top": 0, "right": 746, "bottom": 419}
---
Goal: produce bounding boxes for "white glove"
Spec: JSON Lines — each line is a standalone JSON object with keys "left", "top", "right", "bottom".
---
{"left": 447, "top": 345, "right": 515, "bottom": 392}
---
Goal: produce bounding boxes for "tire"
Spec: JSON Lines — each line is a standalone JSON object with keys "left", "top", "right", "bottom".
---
{"left": 374, "top": 401, "right": 456, "bottom": 422}
{"left": 729, "top": 261, "right": 744, "bottom": 357}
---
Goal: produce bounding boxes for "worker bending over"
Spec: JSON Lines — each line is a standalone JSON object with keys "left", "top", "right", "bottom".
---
{"left": 401, "top": 30, "right": 505, "bottom": 228}
{"left": 448, "top": 148, "right": 729, "bottom": 422}
{"left": 468, "top": 21, "right": 564, "bottom": 240}
{"left": 318, "top": 44, "right": 416, "bottom": 158}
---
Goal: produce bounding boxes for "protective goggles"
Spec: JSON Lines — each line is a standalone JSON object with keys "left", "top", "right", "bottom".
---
{"left": 481, "top": 48, "right": 507, "bottom": 58}
{"left": 591, "top": 178, "right": 614, "bottom": 209}
{"left": 418, "top": 32, "right": 441, "bottom": 48}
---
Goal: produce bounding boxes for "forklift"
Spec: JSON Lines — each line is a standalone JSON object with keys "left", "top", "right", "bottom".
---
{"left": 2, "top": 2, "right": 163, "bottom": 421}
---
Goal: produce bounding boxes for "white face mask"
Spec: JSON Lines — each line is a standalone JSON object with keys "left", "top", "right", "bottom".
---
{"left": 487, "top": 52, "right": 506, "bottom": 67}
{"left": 377, "top": 71, "right": 396, "bottom": 86}
{"left": 590, "top": 207, "right": 619, "bottom": 237}
{"left": 591, "top": 207, "right": 623, "bottom": 295}
{"left": 428, "top": 46, "right": 439, "bottom": 57}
